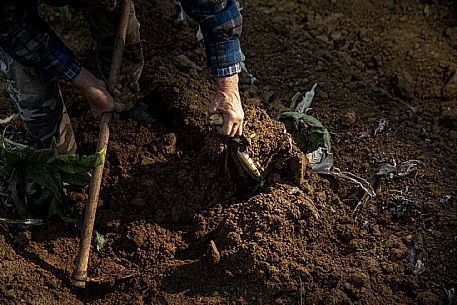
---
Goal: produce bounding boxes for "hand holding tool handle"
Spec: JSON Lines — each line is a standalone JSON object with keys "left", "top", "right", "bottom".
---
{"left": 72, "top": 0, "right": 131, "bottom": 288}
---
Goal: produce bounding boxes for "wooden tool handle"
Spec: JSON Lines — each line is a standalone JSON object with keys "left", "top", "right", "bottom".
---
{"left": 72, "top": 0, "right": 131, "bottom": 288}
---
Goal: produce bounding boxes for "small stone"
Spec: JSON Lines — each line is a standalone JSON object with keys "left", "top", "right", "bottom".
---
{"left": 395, "top": 69, "right": 415, "bottom": 99}
{"left": 316, "top": 60, "right": 325, "bottom": 72}
{"left": 13, "top": 231, "right": 31, "bottom": 248}
{"left": 131, "top": 196, "right": 147, "bottom": 208}
{"left": 141, "top": 157, "right": 155, "bottom": 166}
{"left": 175, "top": 54, "right": 203, "bottom": 71}
{"left": 316, "top": 34, "right": 330, "bottom": 44}
{"left": 330, "top": 31, "right": 342, "bottom": 42}
{"left": 163, "top": 133, "right": 177, "bottom": 146}
{"left": 440, "top": 109, "right": 457, "bottom": 128}
{"left": 345, "top": 111, "right": 357, "bottom": 125}
{"left": 207, "top": 240, "right": 221, "bottom": 264}
{"left": 448, "top": 130, "right": 457, "bottom": 140}
{"left": 262, "top": 91, "right": 274, "bottom": 103}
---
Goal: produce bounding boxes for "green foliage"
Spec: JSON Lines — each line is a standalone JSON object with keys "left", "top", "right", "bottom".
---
{"left": 279, "top": 87, "right": 331, "bottom": 153}
{"left": 423, "top": 4, "right": 430, "bottom": 17}
{"left": 289, "top": 92, "right": 301, "bottom": 111}
{"left": 278, "top": 112, "right": 332, "bottom": 153}
{"left": 0, "top": 138, "right": 105, "bottom": 218}
{"left": 61, "top": 216, "right": 106, "bottom": 251}
{"left": 56, "top": 6, "right": 73, "bottom": 25}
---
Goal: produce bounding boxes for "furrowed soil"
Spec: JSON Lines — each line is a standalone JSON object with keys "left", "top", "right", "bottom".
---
{"left": 1, "top": 0, "right": 457, "bottom": 304}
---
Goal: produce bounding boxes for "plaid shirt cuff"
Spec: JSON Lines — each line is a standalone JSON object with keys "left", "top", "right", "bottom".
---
{"left": 37, "top": 30, "right": 82, "bottom": 82}
{"left": 0, "top": 4, "right": 82, "bottom": 82}
{"left": 60, "top": 57, "right": 81, "bottom": 81}
{"left": 212, "top": 63, "right": 241, "bottom": 77}
{"left": 202, "top": 0, "right": 244, "bottom": 69}
{"left": 205, "top": 37, "right": 244, "bottom": 70}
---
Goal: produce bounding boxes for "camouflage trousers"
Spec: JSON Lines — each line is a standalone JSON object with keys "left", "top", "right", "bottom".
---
{"left": 0, "top": 0, "right": 144, "bottom": 154}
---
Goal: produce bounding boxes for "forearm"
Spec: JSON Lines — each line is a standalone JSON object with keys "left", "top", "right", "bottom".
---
{"left": 0, "top": 4, "right": 81, "bottom": 81}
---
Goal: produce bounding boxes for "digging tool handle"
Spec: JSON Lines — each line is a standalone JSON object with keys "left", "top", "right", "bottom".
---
{"left": 72, "top": 0, "right": 131, "bottom": 288}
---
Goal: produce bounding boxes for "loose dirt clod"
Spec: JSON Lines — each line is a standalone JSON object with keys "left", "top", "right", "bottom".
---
{"left": 207, "top": 240, "right": 220, "bottom": 265}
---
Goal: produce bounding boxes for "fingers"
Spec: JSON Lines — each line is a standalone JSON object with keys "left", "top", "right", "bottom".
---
{"left": 112, "top": 101, "right": 125, "bottom": 113}
{"left": 229, "top": 123, "right": 238, "bottom": 137}
{"left": 209, "top": 102, "right": 244, "bottom": 137}
{"left": 112, "top": 87, "right": 121, "bottom": 97}
{"left": 89, "top": 91, "right": 124, "bottom": 119}
{"left": 218, "top": 114, "right": 243, "bottom": 137}
{"left": 112, "top": 112, "right": 120, "bottom": 121}
{"left": 221, "top": 120, "right": 234, "bottom": 137}
{"left": 235, "top": 123, "right": 243, "bottom": 137}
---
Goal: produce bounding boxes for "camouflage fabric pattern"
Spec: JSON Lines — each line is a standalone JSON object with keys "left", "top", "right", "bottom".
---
{"left": 0, "top": 0, "right": 144, "bottom": 153}
{"left": 84, "top": 0, "right": 144, "bottom": 109}
{"left": 0, "top": 49, "right": 77, "bottom": 153}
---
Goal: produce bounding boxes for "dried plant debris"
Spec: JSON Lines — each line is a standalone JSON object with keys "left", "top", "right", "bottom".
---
{"left": 0, "top": 218, "right": 44, "bottom": 226}
{"left": 353, "top": 131, "right": 371, "bottom": 143}
{"left": 306, "top": 147, "right": 333, "bottom": 173}
{"left": 240, "top": 62, "right": 257, "bottom": 85}
{"left": 440, "top": 195, "right": 454, "bottom": 205}
{"left": 386, "top": 188, "right": 421, "bottom": 219}
{"left": 406, "top": 234, "right": 427, "bottom": 276}
{"left": 376, "top": 159, "right": 421, "bottom": 179}
{"left": 353, "top": 160, "right": 421, "bottom": 216}
{"left": 61, "top": 216, "right": 106, "bottom": 252}
{"left": 279, "top": 85, "right": 374, "bottom": 197}
{"left": 374, "top": 118, "right": 387, "bottom": 136}
{"left": 397, "top": 160, "right": 421, "bottom": 177}
{"left": 309, "top": 149, "right": 375, "bottom": 198}
{"left": 175, "top": 0, "right": 188, "bottom": 21}
{"left": 0, "top": 114, "right": 18, "bottom": 125}
{"left": 445, "top": 287, "right": 455, "bottom": 305}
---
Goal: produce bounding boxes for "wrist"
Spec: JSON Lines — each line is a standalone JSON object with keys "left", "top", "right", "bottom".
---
{"left": 71, "top": 67, "right": 97, "bottom": 90}
{"left": 215, "top": 74, "right": 239, "bottom": 91}
{"left": 71, "top": 67, "right": 87, "bottom": 88}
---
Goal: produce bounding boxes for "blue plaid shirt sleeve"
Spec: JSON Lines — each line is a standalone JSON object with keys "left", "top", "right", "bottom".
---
{"left": 0, "top": 4, "right": 81, "bottom": 82}
{"left": 180, "top": 0, "right": 244, "bottom": 77}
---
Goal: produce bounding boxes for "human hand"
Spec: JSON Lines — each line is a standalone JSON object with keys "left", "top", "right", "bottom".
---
{"left": 71, "top": 67, "right": 124, "bottom": 118}
{"left": 209, "top": 74, "right": 244, "bottom": 137}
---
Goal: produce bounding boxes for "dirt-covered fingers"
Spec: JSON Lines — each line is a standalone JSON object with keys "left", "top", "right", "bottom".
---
{"left": 211, "top": 74, "right": 244, "bottom": 137}
{"left": 235, "top": 122, "right": 243, "bottom": 137}
{"left": 227, "top": 121, "right": 243, "bottom": 137}
{"left": 71, "top": 67, "right": 125, "bottom": 118}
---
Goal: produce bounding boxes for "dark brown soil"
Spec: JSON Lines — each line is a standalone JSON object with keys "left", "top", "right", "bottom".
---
{"left": 1, "top": 0, "right": 457, "bottom": 304}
